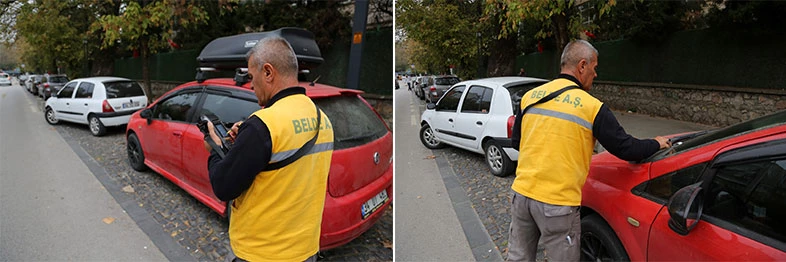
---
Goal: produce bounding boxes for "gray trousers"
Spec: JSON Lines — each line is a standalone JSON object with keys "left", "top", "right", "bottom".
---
{"left": 507, "top": 191, "right": 580, "bottom": 262}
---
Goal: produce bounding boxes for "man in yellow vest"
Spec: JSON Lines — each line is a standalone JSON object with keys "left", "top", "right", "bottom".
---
{"left": 507, "top": 40, "right": 670, "bottom": 261}
{"left": 204, "top": 35, "right": 334, "bottom": 262}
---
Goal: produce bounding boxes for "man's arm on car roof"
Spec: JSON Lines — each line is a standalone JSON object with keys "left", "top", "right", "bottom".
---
{"left": 208, "top": 116, "right": 271, "bottom": 201}
{"left": 593, "top": 104, "right": 660, "bottom": 161}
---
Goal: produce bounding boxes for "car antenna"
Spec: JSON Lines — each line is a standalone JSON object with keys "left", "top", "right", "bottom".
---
{"left": 309, "top": 75, "right": 321, "bottom": 87}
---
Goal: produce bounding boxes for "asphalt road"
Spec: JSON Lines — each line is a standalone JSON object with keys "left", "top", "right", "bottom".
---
{"left": 0, "top": 80, "right": 167, "bottom": 260}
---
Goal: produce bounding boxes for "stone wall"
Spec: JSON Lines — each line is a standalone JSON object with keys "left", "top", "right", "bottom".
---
{"left": 592, "top": 81, "right": 786, "bottom": 127}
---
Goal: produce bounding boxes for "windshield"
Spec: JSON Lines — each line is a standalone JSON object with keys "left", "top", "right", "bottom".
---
{"left": 647, "top": 110, "right": 786, "bottom": 161}
{"left": 49, "top": 76, "right": 68, "bottom": 83}
{"left": 506, "top": 82, "right": 547, "bottom": 113}
{"left": 104, "top": 81, "right": 145, "bottom": 98}
{"left": 314, "top": 95, "right": 389, "bottom": 150}
{"left": 435, "top": 77, "right": 460, "bottom": 86}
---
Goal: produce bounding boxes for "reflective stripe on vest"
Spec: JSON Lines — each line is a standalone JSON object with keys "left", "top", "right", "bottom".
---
{"left": 269, "top": 142, "right": 334, "bottom": 163}
{"left": 528, "top": 107, "right": 593, "bottom": 130}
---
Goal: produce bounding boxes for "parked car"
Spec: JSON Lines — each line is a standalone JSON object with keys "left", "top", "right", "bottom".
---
{"left": 26, "top": 74, "right": 43, "bottom": 95}
{"left": 0, "top": 73, "right": 11, "bottom": 86}
{"left": 44, "top": 77, "right": 148, "bottom": 136}
{"left": 125, "top": 28, "right": 392, "bottom": 250}
{"left": 38, "top": 74, "right": 69, "bottom": 100}
{"left": 581, "top": 109, "right": 786, "bottom": 261}
{"left": 412, "top": 76, "right": 425, "bottom": 99}
{"left": 424, "top": 75, "right": 460, "bottom": 103}
{"left": 419, "top": 76, "right": 548, "bottom": 176}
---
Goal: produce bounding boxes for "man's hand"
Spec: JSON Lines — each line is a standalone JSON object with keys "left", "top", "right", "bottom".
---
{"left": 228, "top": 121, "right": 243, "bottom": 141}
{"left": 654, "top": 136, "right": 671, "bottom": 149}
{"left": 203, "top": 121, "right": 224, "bottom": 152}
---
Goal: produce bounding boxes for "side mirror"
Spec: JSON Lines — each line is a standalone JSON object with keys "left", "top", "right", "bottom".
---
{"left": 667, "top": 182, "right": 704, "bottom": 236}
{"left": 426, "top": 103, "right": 437, "bottom": 110}
{"left": 140, "top": 108, "right": 153, "bottom": 125}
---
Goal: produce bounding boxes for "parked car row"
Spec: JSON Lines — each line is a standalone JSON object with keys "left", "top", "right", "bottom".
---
{"left": 22, "top": 73, "right": 69, "bottom": 100}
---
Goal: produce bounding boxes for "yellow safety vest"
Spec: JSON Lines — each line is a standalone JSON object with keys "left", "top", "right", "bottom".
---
{"left": 230, "top": 94, "right": 334, "bottom": 262}
{"left": 512, "top": 78, "right": 603, "bottom": 206}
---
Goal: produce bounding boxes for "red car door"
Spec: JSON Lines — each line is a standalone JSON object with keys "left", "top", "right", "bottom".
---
{"left": 142, "top": 91, "right": 201, "bottom": 183}
{"left": 647, "top": 135, "right": 786, "bottom": 260}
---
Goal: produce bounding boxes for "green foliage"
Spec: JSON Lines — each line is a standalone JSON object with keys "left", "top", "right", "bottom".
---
{"left": 595, "top": 0, "right": 702, "bottom": 43}
{"left": 396, "top": 0, "right": 481, "bottom": 79}
{"left": 703, "top": 1, "right": 786, "bottom": 35}
{"left": 94, "top": 0, "right": 208, "bottom": 53}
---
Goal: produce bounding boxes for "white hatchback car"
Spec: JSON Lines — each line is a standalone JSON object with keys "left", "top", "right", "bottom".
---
{"left": 419, "top": 76, "right": 547, "bottom": 176}
{"left": 44, "top": 77, "right": 147, "bottom": 136}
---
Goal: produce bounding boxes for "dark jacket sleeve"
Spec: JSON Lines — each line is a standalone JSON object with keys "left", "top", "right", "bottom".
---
{"left": 593, "top": 105, "right": 660, "bottom": 161}
{"left": 208, "top": 116, "right": 272, "bottom": 201}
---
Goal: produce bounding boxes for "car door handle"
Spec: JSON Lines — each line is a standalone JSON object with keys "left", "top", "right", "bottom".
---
{"left": 476, "top": 121, "right": 483, "bottom": 125}
{"left": 66, "top": 102, "right": 69, "bottom": 105}
{"left": 84, "top": 103, "right": 88, "bottom": 106}
{"left": 448, "top": 118, "right": 453, "bottom": 122}
{"left": 172, "top": 131, "right": 183, "bottom": 137}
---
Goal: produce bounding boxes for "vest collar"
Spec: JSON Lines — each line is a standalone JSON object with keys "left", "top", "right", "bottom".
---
{"left": 557, "top": 74, "right": 583, "bottom": 90}
{"left": 266, "top": 86, "right": 306, "bottom": 108}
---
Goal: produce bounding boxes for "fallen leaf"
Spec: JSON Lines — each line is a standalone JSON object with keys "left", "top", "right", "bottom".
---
{"left": 122, "top": 185, "right": 135, "bottom": 193}
{"left": 417, "top": 196, "right": 422, "bottom": 199}
{"left": 424, "top": 155, "right": 436, "bottom": 159}
{"left": 102, "top": 217, "right": 115, "bottom": 224}
{"left": 184, "top": 220, "right": 190, "bottom": 227}
{"left": 171, "top": 231, "right": 178, "bottom": 237}
{"left": 382, "top": 240, "right": 392, "bottom": 249}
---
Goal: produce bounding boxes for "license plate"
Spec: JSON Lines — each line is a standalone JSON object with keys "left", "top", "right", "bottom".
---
{"left": 122, "top": 101, "right": 140, "bottom": 108}
{"left": 361, "top": 190, "right": 389, "bottom": 219}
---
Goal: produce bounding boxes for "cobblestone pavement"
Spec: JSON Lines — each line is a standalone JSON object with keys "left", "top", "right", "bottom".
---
{"left": 44, "top": 100, "right": 392, "bottom": 261}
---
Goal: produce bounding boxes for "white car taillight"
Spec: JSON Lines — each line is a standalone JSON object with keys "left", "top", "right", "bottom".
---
{"left": 102, "top": 100, "right": 115, "bottom": 113}
{"left": 507, "top": 115, "right": 515, "bottom": 138}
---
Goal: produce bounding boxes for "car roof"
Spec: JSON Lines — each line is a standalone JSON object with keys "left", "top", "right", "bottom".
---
{"left": 182, "top": 78, "right": 364, "bottom": 99}
{"left": 458, "top": 76, "right": 548, "bottom": 88}
{"left": 70, "top": 76, "right": 132, "bottom": 83}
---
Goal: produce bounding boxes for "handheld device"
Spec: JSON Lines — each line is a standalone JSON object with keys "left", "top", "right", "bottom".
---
{"left": 197, "top": 115, "right": 233, "bottom": 155}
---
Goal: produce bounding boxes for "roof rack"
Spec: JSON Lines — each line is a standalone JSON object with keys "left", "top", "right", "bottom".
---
{"left": 195, "top": 27, "right": 324, "bottom": 86}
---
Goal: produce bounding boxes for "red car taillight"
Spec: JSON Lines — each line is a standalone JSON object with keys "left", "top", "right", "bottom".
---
{"left": 102, "top": 100, "right": 115, "bottom": 113}
{"left": 44, "top": 83, "right": 50, "bottom": 88}
{"left": 507, "top": 115, "right": 515, "bottom": 138}
{"left": 429, "top": 86, "right": 436, "bottom": 92}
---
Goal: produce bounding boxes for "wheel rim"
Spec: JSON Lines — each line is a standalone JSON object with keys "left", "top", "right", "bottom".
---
{"left": 581, "top": 232, "right": 609, "bottom": 262}
{"left": 90, "top": 117, "right": 100, "bottom": 134}
{"left": 127, "top": 139, "right": 141, "bottom": 167}
{"left": 422, "top": 127, "right": 439, "bottom": 147}
{"left": 486, "top": 145, "right": 503, "bottom": 172}
{"left": 46, "top": 109, "right": 56, "bottom": 123}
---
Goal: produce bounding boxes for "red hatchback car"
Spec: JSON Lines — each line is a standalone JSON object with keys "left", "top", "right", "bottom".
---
{"left": 581, "top": 110, "right": 786, "bottom": 261}
{"left": 125, "top": 78, "right": 392, "bottom": 249}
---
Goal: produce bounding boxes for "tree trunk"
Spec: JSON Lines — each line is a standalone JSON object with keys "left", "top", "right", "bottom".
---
{"left": 486, "top": 34, "right": 517, "bottom": 77}
{"left": 486, "top": 8, "right": 517, "bottom": 77}
{"left": 141, "top": 40, "right": 152, "bottom": 104}
{"left": 551, "top": 13, "right": 570, "bottom": 59}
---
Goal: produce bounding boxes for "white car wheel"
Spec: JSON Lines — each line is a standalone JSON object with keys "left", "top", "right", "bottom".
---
{"left": 44, "top": 107, "right": 59, "bottom": 125}
{"left": 485, "top": 141, "right": 514, "bottom": 177}
{"left": 89, "top": 115, "right": 107, "bottom": 136}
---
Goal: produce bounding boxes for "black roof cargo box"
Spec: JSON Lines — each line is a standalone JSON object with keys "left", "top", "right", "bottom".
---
{"left": 197, "top": 27, "right": 324, "bottom": 70}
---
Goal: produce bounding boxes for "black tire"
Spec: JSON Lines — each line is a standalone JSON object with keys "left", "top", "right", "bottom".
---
{"left": 484, "top": 140, "right": 515, "bottom": 177}
{"left": 419, "top": 124, "right": 444, "bottom": 149}
{"left": 88, "top": 115, "right": 107, "bottom": 136}
{"left": 44, "top": 107, "right": 59, "bottom": 125}
{"left": 580, "top": 214, "right": 630, "bottom": 262}
{"left": 126, "top": 133, "right": 148, "bottom": 171}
